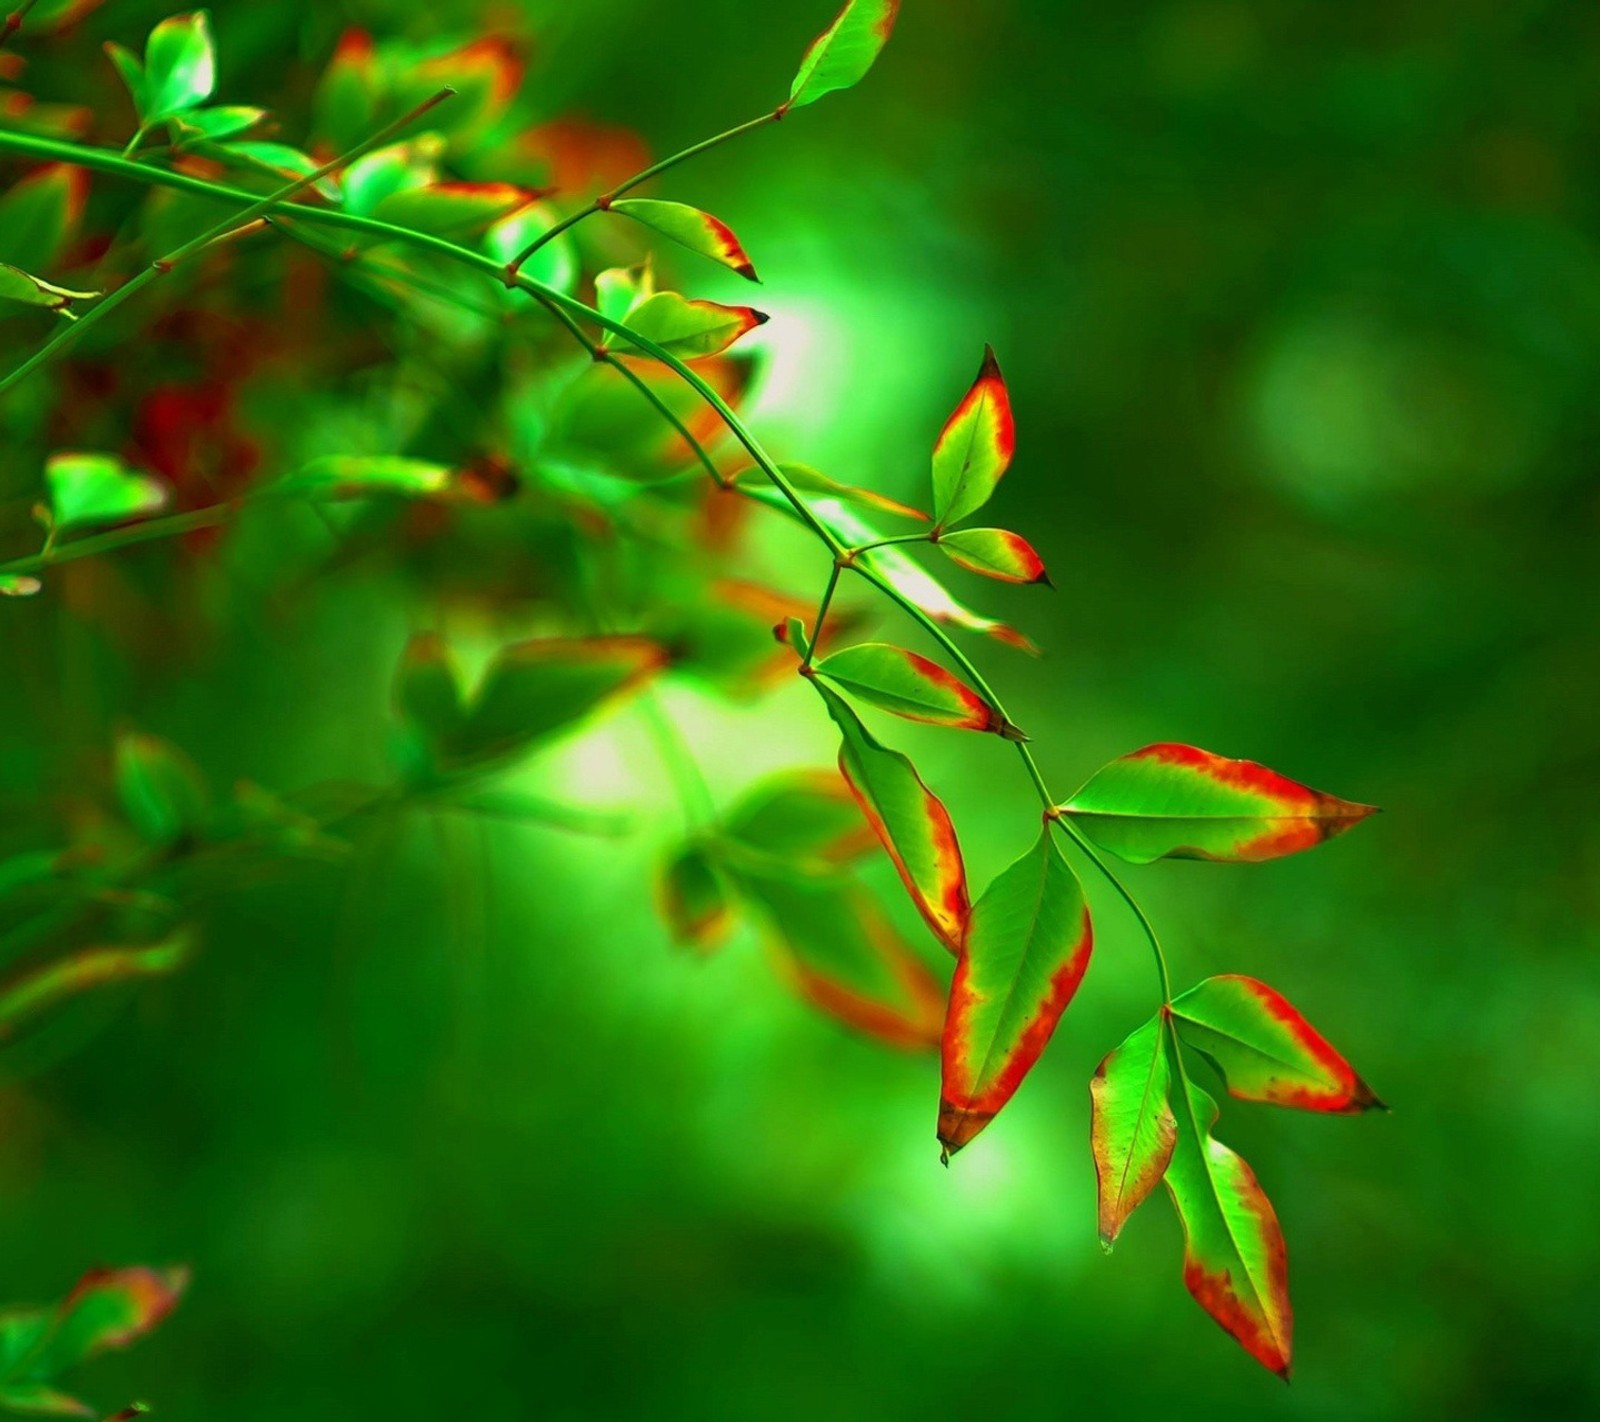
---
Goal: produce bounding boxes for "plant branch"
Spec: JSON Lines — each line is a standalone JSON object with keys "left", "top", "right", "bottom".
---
{"left": 1053, "top": 817, "right": 1173, "bottom": 1003}
{"left": 0, "top": 0, "right": 38, "bottom": 49}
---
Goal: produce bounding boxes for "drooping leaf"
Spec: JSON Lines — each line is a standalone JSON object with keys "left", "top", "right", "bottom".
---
{"left": 140, "top": 11, "right": 216, "bottom": 123}
{"left": 609, "top": 198, "right": 760, "bottom": 282}
{"left": 814, "top": 681, "right": 969, "bottom": 952}
{"left": 617, "top": 291, "right": 768, "bottom": 360}
{"left": 1171, "top": 975, "right": 1383, "bottom": 1113}
{"left": 734, "top": 869, "right": 943, "bottom": 1050}
{"left": 272, "top": 455, "right": 454, "bottom": 502}
{"left": 656, "top": 844, "right": 734, "bottom": 952}
{"left": 372, "top": 182, "right": 534, "bottom": 237}
{"left": 1062, "top": 743, "right": 1378, "bottom": 864}
{"left": 0, "top": 264, "right": 99, "bottom": 315}
{"left": 44, "top": 452, "right": 167, "bottom": 534}
{"left": 1090, "top": 1014, "right": 1177, "bottom": 1246}
{"left": 0, "top": 931, "right": 192, "bottom": 1041}
{"left": 722, "top": 769, "right": 876, "bottom": 870}
{"left": 1166, "top": 1072, "right": 1294, "bottom": 1378}
{"left": 786, "top": 0, "right": 900, "bottom": 111}
{"left": 114, "top": 730, "right": 207, "bottom": 846}
{"left": 938, "top": 527, "right": 1050, "bottom": 585}
{"left": 0, "top": 164, "right": 86, "bottom": 273}
{"left": 813, "top": 642, "right": 1006, "bottom": 734}
{"left": 931, "top": 345, "right": 1014, "bottom": 530}
{"left": 938, "top": 828, "right": 1091, "bottom": 1155}
{"left": 443, "top": 636, "right": 667, "bottom": 768}
{"left": 732, "top": 463, "right": 927, "bottom": 521}
{"left": 781, "top": 615, "right": 812, "bottom": 662}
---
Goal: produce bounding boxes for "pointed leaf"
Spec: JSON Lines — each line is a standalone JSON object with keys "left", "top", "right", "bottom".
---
{"left": 20, "top": 1266, "right": 189, "bottom": 1379}
{"left": 0, "top": 164, "right": 87, "bottom": 272}
{"left": 619, "top": 290, "right": 768, "bottom": 360}
{"left": 594, "top": 259, "right": 654, "bottom": 325}
{"left": 393, "top": 632, "right": 464, "bottom": 749}
{"left": 1062, "top": 743, "right": 1378, "bottom": 864}
{"left": 114, "top": 730, "right": 206, "bottom": 846}
{"left": 609, "top": 198, "right": 759, "bottom": 282}
{"left": 104, "top": 42, "right": 146, "bottom": 118}
{"left": 45, "top": 453, "right": 167, "bottom": 534}
{"left": 723, "top": 769, "right": 876, "bottom": 869}
{"left": 814, "top": 681, "right": 969, "bottom": 952}
{"left": 168, "top": 104, "right": 265, "bottom": 145}
{"left": 0, "top": 265, "right": 98, "bottom": 313}
{"left": 372, "top": 182, "right": 534, "bottom": 237}
{"left": 0, "top": 931, "right": 192, "bottom": 1041}
{"left": 1090, "top": 1014, "right": 1177, "bottom": 1245}
{"left": 931, "top": 345, "right": 1014, "bottom": 530}
{"left": 312, "top": 27, "right": 378, "bottom": 154}
{"left": 272, "top": 455, "right": 454, "bottom": 502}
{"left": 938, "top": 828, "right": 1091, "bottom": 1154}
{"left": 1171, "top": 975, "right": 1382, "bottom": 1113}
{"left": 656, "top": 844, "right": 734, "bottom": 952}
{"left": 786, "top": 0, "right": 900, "bottom": 111}
{"left": 938, "top": 527, "right": 1049, "bottom": 585}
{"left": 141, "top": 11, "right": 215, "bottom": 122}
{"left": 813, "top": 642, "right": 1003, "bottom": 734}
{"left": 1166, "top": 1072, "right": 1293, "bottom": 1377}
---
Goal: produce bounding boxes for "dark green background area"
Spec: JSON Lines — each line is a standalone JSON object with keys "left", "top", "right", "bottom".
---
{"left": 3, "top": 1, "right": 1597, "bottom": 1418}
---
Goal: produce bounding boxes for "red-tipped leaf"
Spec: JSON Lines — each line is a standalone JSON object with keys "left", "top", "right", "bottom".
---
{"left": 938, "top": 528, "right": 1049, "bottom": 585}
{"left": 931, "top": 345, "right": 1015, "bottom": 530}
{"left": 786, "top": 0, "right": 900, "bottom": 111}
{"left": 1090, "top": 1015, "right": 1176, "bottom": 1245}
{"left": 610, "top": 198, "right": 760, "bottom": 282}
{"left": 813, "top": 642, "right": 1004, "bottom": 734}
{"left": 618, "top": 291, "right": 767, "bottom": 360}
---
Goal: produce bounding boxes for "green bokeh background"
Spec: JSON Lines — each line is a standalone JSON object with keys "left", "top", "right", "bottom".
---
{"left": 4, "top": 1, "right": 1598, "bottom": 1418}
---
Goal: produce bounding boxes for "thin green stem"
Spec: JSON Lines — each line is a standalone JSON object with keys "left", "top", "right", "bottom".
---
{"left": 846, "top": 532, "right": 932, "bottom": 556}
{"left": 506, "top": 110, "right": 780, "bottom": 275}
{"left": 1053, "top": 816, "right": 1173, "bottom": 1003}
{"left": 0, "top": 501, "right": 239, "bottom": 578}
{"left": 803, "top": 560, "right": 842, "bottom": 668}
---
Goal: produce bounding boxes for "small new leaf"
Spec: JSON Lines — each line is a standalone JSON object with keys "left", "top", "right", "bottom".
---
{"left": 931, "top": 345, "right": 1015, "bottom": 530}
{"left": 1090, "top": 1014, "right": 1176, "bottom": 1245}
{"left": 938, "top": 528, "right": 1050, "bottom": 585}
{"left": 1062, "top": 743, "right": 1378, "bottom": 864}
{"left": 813, "top": 642, "right": 1002, "bottom": 733}
{"left": 140, "top": 11, "right": 216, "bottom": 123}
{"left": 45, "top": 452, "right": 167, "bottom": 534}
{"left": 786, "top": 0, "right": 900, "bottom": 111}
{"left": 610, "top": 198, "right": 760, "bottom": 282}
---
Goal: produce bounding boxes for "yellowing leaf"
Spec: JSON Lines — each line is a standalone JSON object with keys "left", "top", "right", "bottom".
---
{"left": 1090, "top": 1015, "right": 1176, "bottom": 1245}
{"left": 618, "top": 291, "right": 767, "bottom": 360}
{"left": 786, "top": 0, "right": 900, "bottom": 111}
{"left": 931, "top": 345, "right": 1015, "bottom": 530}
{"left": 610, "top": 198, "right": 759, "bottom": 282}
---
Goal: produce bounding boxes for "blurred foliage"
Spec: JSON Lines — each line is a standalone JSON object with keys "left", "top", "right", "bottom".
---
{"left": 2, "top": 0, "right": 1597, "bottom": 1418}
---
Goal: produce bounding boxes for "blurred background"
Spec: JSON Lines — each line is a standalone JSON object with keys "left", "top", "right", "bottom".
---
{"left": 3, "top": 0, "right": 1599, "bottom": 1417}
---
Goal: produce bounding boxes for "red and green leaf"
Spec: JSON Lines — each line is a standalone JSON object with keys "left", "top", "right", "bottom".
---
{"left": 312, "top": 27, "right": 378, "bottom": 152}
{"left": 272, "top": 455, "right": 454, "bottom": 502}
{"left": 1062, "top": 743, "right": 1378, "bottom": 864}
{"left": 371, "top": 182, "right": 535, "bottom": 236}
{"left": 813, "top": 642, "right": 1005, "bottom": 735}
{"left": 617, "top": 290, "right": 768, "bottom": 360}
{"left": 0, "top": 163, "right": 85, "bottom": 274}
{"left": 938, "top": 527, "right": 1049, "bottom": 585}
{"left": 0, "top": 931, "right": 192, "bottom": 1042}
{"left": 1090, "top": 1014, "right": 1176, "bottom": 1245}
{"left": 1165, "top": 1071, "right": 1294, "bottom": 1377}
{"left": 1171, "top": 975, "right": 1383, "bottom": 1113}
{"left": 939, "top": 828, "right": 1091, "bottom": 1155}
{"left": 610, "top": 198, "right": 759, "bottom": 283}
{"left": 722, "top": 769, "right": 876, "bottom": 869}
{"left": 931, "top": 345, "right": 1015, "bottom": 530}
{"left": 814, "top": 682, "right": 970, "bottom": 952}
{"left": 785, "top": 0, "right": 900, "bottom": 112}
{"left": 656, "top": 844, "right": 735, "bottom": 952}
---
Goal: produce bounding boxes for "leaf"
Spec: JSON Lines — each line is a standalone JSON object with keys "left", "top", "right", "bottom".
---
{"left": 814, "top": 681, "right": 969, "bottom": 953}
{"left": 594, "top": 260, "right": 653, "bottom": 325}
{"left": 272, "top": 455, "right": 454, "bottom": 502}
{"left": 392, "top": 633, "right": 465, "bottom": 774}
{"left": 1061, "top": 743, "right": 1378, "bottom": 864}
{"left": 0, "top": 931, "right": 192, "bottom": 1041}
{"left": 340, "top": 138, "right": 440, "bottom": 217}
{"left": 372, "top": 182, "right": 534, "bottom": 237}
{"left": 786, "top": 0, "right": 900, "bottom": 111}
{"left": 931, "top": 345, "right": 1015, "bottom": 530}
{"left": 446, "top": 636, "right": 668, "bottom": 767}
{"left": 104, "top": 42, "right": 146, "bottom": 119}
{"left": 938, "top": 828, "right": 1092, "bottom": 1155}
{"left": 311, "top": 28, "right": 379, "bottom": 153}
{"left": 0, "top": 164, "right": 87, "bottom": 273}
{"left": 938, "top": 527, "right": 1050, "bottom": 585}
{"left": 393, "top": 36, "right": 523, "bottom": 143}
{"left": 201, "top": 141, "right": 338, "bottom": 199}
{"left": 722, "top": 769, "right": 876, "bottom": 869}
{"left": 732, "top": 463, "right": 927, "bottom": 521}
{"left": 1090, "top": 1015, "right": 1177, "bottom": 1246}
{"left": 114, "top": 731, "right": 207, "bottom": 846}
{"left": 485, "top": 202, "right": 577, "bottom": 296}
{"left": 656, "top": 844, "right": 734, "bottom": 952}
{"left": 2, "top": 1266, "right": 189, "bottom": 1390}
{"left": 1170, "top": 975, "right": 1383, "bottom": 1113}
{"left": 168, "top": 104, "right": 266, "bottom": 145}
{"left": 1166, "top": 1072, "right": 1293, "bottom": 1377}
{"left": 609, "top": 199, "right": 759, "bottom": 282}
{"left": 617, "top": 291, "right": 768, "bottom": 360}
{"left": 0, "top": 1380, "right": 89, "bottom": 1415}
{"left": 734, "top": 870, "right": 943, "bottom": 1050}
{"left": 0, "top": 264, "right": 99, "bottom": 315}
{"left": 0, "top": 575, "right": 42, "bottom": 597}
{"left": 813, "top": 642, "right": 1006, "bottom": 735}
{"left": 140, "top": 11, "right": 216, "bottom": 123}
{"left": 44, "top": 453, "right": 167, "bottom": 535}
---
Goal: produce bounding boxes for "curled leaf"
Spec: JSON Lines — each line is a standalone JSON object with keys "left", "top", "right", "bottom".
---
{"left": 272, "top": 455, "right": 454, "bottom": 502}
{"left": 610, "top": 198, "right": 759, "bottom": 282}
{"left": 938, "top": 527, "right": 1050, "bottom": 585}
{"left": 1090, "top": 1015, "right": 1176, "bottom": 1246}
{"left": 786, "top": 0, "right": 900, "bottom": 112}
{"left": 931, "top": 345, "right": 1014, "bottom": 530}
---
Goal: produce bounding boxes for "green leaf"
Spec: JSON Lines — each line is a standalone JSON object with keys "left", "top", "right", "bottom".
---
{"left": 114, "top": 730, "right": 207, "bottom": 846}
{"left": 485, "top": 202, "right": 577, "bottom": 297}
{"left": 786, "top": 0, "right": 900, "bottom": 111}
{"left": 656, "top": 844, "right": 734, "bottom": 952}
{"left": 594, "top": 260, "right": 654, "bottom": 325}
{"left": 722, "top": 769, "right": 875, "bottom": 870}
{"left": 814, "top": 681, "right": 969, "bottom": 953}
{"left": 0, "top": 1380, "right": 87, "bottom": 1415}
{"left": 938, "top": 828, "right": 1091, "bottom": 1155}
{"left": 0, "top": 263, "right": 99, "bottom": 315}
{"left": 104, "top": 42, "right": 147, "bottom": 118}
{"left": 271, "top": 455, "right": 454, "bottom": 502}
{"left": 1090, "top": 1014, "right": 1176, "bottom": 1246}
{"left": 0, "top": 575, "right": 41, "bottom": 598}
{"left": 931, "top": 345, "right": 1015, "bottom": 530}
{"left": 392, "top": 632, "right": 465, "bottom": 769}
{"left": 609, "top": 198, "right": 760, "bottom": 283}
{"left": 1170, "top": 975, "right": 1383, "bottom": 1113}
{"left": 372, "top": 182, "right": 533, "bottom": 237}
{"left": 199, "top": 141, "right": 339, "bottom": 199}
{"left": 0, "top": 164, "right": 85, "bottom": 273}
{"left": 168, "top": 104, "right": 266, "bottom": 146}
{"left": 45, "top": 453, "right": 167, "bottom": 534}
{"left": 732, "top": 463, "right": 927, "bottom": 521}
{"left": 0, "top": 931, "right": 193, "bottom": 1042}
{"left": 311, "top": 28, "right": 379, "bottom": 154}
{"left": 1165, "top": 1070, "right": 1294, "bottom": 1377}
{"left": 141, "top": 11, "right": 216, "bottom": 123}
{"left": 617, "top": 290, "right": 768, "bottom": 360}
{"left": 813, "top": 642, "right": 1007, "bottom": 734}
{"left": 340, "top": 138, "right": 440, "bottom": 217}
{"left": 938, "top": 527, "right": 1050, "bottom": 585}
{"left": 1061, "top": 743, "right": 1378, "bottom": 864}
